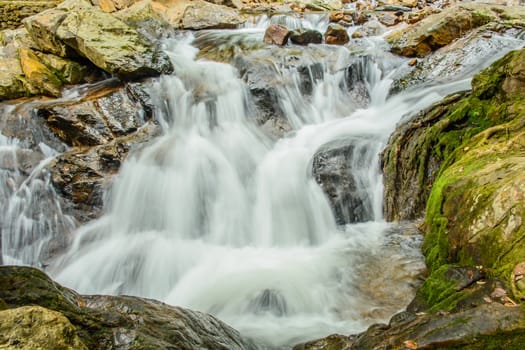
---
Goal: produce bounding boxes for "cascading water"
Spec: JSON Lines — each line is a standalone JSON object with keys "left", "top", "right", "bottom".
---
{"left": 48, "top": 32, "right": 468, "bottom": 348}
{"left": 3, "top": 15, "right": 520, "bottom": 349}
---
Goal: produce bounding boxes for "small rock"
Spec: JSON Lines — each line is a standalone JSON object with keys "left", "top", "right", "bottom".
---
{"left": 490, "top": 287, "right": 507, "bottom": 299}
{"left": 290, "top": 29, "right": 323, "bottom": 45}
{"left": 352, "top": 31, "right": 364, "bottom": 39}
{"left": 378, "top": 12, "right": 400, "bottom": 26}
{"left": 408, "top": 58, "right": 417, "bottom": 66}
{"left": 264, "top": 24, "right": 290, "bottom": 45}
{"left": 324, "top": 23, "right": 350, "bottom": 45}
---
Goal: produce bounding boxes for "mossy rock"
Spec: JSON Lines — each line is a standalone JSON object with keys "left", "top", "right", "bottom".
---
{"left": 0, "top": 266, "right": 254, "bottom": 350}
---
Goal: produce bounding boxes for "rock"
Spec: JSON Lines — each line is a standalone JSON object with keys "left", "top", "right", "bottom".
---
{"left": 377, "top": 12, "right": 399, "bottom": 26}
{"left": 0, "top": 266, "right": 254, "bottom": 350}
{"left": 381, "top": 92, "right": 467, "bottom": 221}
{"left": 511, "top": 262, "right": 525, "bottom": 300}
{"left": 290, "top": 29, "right": 323, "bottom": 45}
{"left": 324, "top": 23, "right": 349, "bottom": 45}
{"left": 0, "top": 58, "right": 27, "bottom": 101}
{"left": 386, "top": 4, "right": 503, "bottom": 57}
{"left": 377, "top": 0, "right": 417, "bottom": 7}
{"left": 181, "top": 0, "right": 246, "bottom": 30}
{"left": 19, "top": 48, "right": 65, "bottom": 97}
{"left": 351, "top": 31, "right": 364, "bottom": 39}
{"left": 36, "top": 84, "right": 152, "bottom": 147}
{"left": 383, "top": 48, "right": 525, "bottom": 312}
{"left": 312, "top": 140, "right": 373, "bottom": 224}
{"left": 389, "top": 26, "right": 525, "bottom": 94}
{"left": 48, "top": 123, "right": 159, "bottom": 221}
{"left": 264, "top": 24, "right": 290, "bottom": 45}
{"left": 294, "top": 334, "right": 355, "bottom": 350}
{"left": 0, "top": 0, "right": 60, "bottom": 30}
{"left": 301, "top": 0, "right": 343, "bottom": 11}
{"left": 24, "top": 0, "right": 173, "bottom": 80}
{"left": 0, "top": 306, "right": 88, "bottom": 350}
{"left": 96, "top": 0, "right": 135, "bottom": 12}
{"left": 351, "top": 303, "right": 525, "bottom": 349}
{"left": 34, "top": 83, "right": 159, "bottom": 221}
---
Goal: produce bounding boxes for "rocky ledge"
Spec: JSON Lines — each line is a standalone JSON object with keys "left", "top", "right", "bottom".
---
{"left": 296, "top": 43, "right": 525, "bottom": 350}
{"left": 0, "top": 266, "right": 255, "bottom": 350}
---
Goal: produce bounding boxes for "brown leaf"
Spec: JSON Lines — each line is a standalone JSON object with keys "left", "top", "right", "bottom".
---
{"left": 403, "top": 340, "right": 418, "bottom": 349}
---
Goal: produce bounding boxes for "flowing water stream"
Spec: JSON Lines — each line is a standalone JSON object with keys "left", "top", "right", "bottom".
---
{"left": 1, "top": 16, "right": 523, "bottom": 349}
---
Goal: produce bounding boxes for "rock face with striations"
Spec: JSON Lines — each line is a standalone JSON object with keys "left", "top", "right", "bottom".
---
{"left": 0, "top": 266, "right": 254, "bottom": 350}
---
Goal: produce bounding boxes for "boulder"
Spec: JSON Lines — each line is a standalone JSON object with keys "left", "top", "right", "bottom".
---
{"left": 19, "top": 48, "right": 65, "bottom": 96}
{"left": 312, "top": 140, "right": 373, "bottom": 224}
{"left": 33, "top": 82, "right": 159, "bottom": 221}
{"left": 48, "top": 122, "right": 159, "bottom": 221}
{"left": 264, "top": 24, "right": 290, "bottom": 46}
{"left": 0, "top": 266, "right": 255, "bottom": 350}
{"left": 383, "top": 48, "right": 525, "bottom": 312}
{"left": 0, "top": 306, "right": 88, "bottom": 350}
{"left": 0, "top": 0, "right": 60, "bottom": 30}
{"left": 385, "top": 4, "right": 510, "bottom": 57}
{"left": 389, "top": 26, "right": 525, "bottom": 95}
{"left": 290, "top": 29, "right": 323, "bottom": 45}
{"left": 23, "top": 0, "right": 173, "bottom": 80}
{"left": 324, "top": 23, "right": 349, "bottom": 45}
{"left": 180, "top": 0, "right": 246, "bottom": 29}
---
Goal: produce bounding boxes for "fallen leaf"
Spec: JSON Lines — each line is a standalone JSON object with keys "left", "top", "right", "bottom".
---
{"left": 403, "top": 340, "right": 418, "bottom": 349}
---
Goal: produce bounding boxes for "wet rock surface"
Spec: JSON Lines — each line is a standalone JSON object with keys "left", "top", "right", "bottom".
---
{"left": 386, "top": 4, "right": 525, "bottom": 57}
{"left": 0, "top": 266, "right": 254, "bottom": 350}
{"left": 313, "top": 140, "right": 373, "bottom": 224}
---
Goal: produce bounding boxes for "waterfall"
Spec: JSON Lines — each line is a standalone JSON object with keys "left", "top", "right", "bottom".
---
{"left": 46, "top": 33, "right": 469, "bottom": 347}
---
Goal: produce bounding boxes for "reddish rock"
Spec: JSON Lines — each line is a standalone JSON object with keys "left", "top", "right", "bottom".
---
{"left": 324, "top": 24, "right": 349, "bottom": 45}
{"left": 263, "top": 24, "right": 290, "bottom": 45}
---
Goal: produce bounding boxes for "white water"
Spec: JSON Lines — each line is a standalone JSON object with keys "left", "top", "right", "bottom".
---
{"left": 46, "top": 34, "right": 470, "bottom": 348}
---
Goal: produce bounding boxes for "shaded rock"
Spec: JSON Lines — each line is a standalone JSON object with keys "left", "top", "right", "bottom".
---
{"left": 386, "top": 4, "right": 504, "bottom": 57}
{"left": 24, "top": 0, "right": 173, "bottom": 80}
{"left": 36, "top": 84, "right": 151, "bottom": 147}
{"left": 301, "top": 0, "right": 343, "bottom": 11}
{"left": 382, "top": 91, "right": 467, "bottom": 221}
{"left": 181, "top": 0, "right": 246, "bottom": 29}
{"left": 0, "top": 266, "right": 254, "bottom": 350}
{"left": 48, "top": 122, "right": 158, "bottom": 221}
{"left": 294, "top": 334, "right": 355, "bottom": 350}
{"left": 352, "top": 303, "right": 525, "bottom": 349}
{"left": 324, "top": 23, "right": 349, "bottom": 45}
{"left": 264, "top": 24, "right": 290, "bottom": 45}
{"left": 290, "top": 29, "right": 323, "bottom": 45}
{"left": 0, "top": 306, "right": 88, "bottom": 350}
{"left": 312, "top": 140, "right": 373, "bottom": 224}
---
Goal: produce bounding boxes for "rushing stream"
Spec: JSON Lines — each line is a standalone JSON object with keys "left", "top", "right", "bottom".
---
{"left": 1, "top": 15, "right": 523, "bottom": 349}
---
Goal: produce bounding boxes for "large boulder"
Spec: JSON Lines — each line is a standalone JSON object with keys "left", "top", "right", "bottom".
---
{"left": 23, "top": 0, "right": 173, "bottom": 80}
{"left": 386, "top": 4, "right": 525, "bottom": 57}
{"left": 0, "top": 306, "right": 89, "bottom": 350}
{"left": 0, "top": 266, "right": 254, "bottom": 350}
{"left": 383, "top": 48, "right": 525, "bottom": 312}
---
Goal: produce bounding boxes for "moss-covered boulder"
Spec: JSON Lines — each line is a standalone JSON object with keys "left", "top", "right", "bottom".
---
{"left": 0, "top": 306, "right": 88, "bottom": 350}
{"left": 0, "top": 266, "right": 254, "bottom": 350}
{"left": 384, "top": 47, "right": 525, "bottom": 311}
{"left": 386, "top": 4, "right": 525, "bottom": 57}
{"left": 0, "top": 0, "right": 61, "bottom": 30}
{"left": 23, "top": 0, "right": 173, "bottom": 80}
